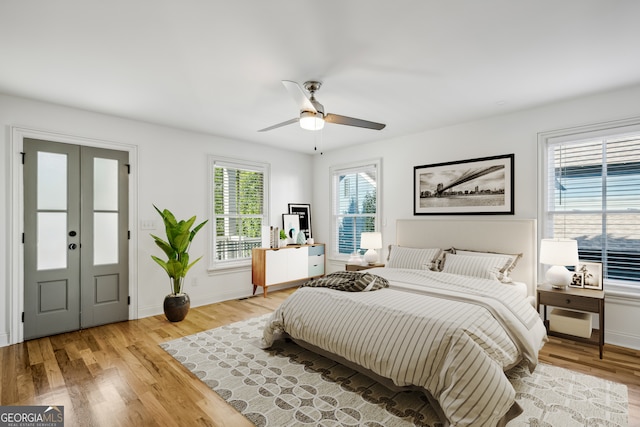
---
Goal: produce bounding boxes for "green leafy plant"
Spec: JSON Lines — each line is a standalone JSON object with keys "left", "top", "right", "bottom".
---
{"left": 280, "top": 229, "right": 287, "bottom": 240}
{"left": 150, "top": 205, "right": 208, "bottom": 295}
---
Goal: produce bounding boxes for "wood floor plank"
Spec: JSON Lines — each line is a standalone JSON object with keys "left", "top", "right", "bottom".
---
{"left": 1, "top": 287, "right": 638, "bottom": 426}
{"left": 40, "top": 338, "right": 66, "bottom": 389}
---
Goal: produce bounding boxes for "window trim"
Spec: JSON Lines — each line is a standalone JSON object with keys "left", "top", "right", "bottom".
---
{"left": 330, "top": 158, "right": 382, "bottom": 261}
{"left": 208, "top": 155, "right": 270, "bottom": 271}
{"left": 537, "top": 116, "right": 640, "bottom": 297}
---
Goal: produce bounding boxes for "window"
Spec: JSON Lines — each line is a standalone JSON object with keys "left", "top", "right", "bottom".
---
{"left": 210, "top": 157, "right": 269, "bottom": 268}
{"left": 539, "top": 119, "right": 640, "bottom": 292}
{"left": 331, "top": 159, "right": 381, "bottom": 259}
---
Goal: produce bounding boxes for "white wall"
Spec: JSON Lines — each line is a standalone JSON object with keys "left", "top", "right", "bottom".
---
{"left": 3, "top": 83, "right": 640, "bottom": 350}
{"left": 311, "top": 83, "right": 640, "bottom": 350}
{"left": 0, "top": 93, "right": 312, "bottom": 346}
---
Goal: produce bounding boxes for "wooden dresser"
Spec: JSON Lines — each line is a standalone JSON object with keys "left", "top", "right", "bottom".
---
{"left": 251, "top": 244, "right": 325, "bottom": 297}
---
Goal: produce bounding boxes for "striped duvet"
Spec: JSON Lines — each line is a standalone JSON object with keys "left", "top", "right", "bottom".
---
{"left": 262, "top": 268, "right": 546, "bottom": 427}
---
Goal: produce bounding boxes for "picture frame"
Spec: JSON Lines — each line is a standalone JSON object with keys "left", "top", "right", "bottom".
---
{"left": 413, "top": 154, "right": 514, "bottom": 215}
{"left": 288, "top": 203, "right": 312, "bottom": 239}
{"left": 569, "top": 272, "right": 584, "bottom": 288}
{"left": 576, "top": 261, "right": 603, "bottom": 290}
{"left": 282, "top": 214, "right": 300, "bottom": 242}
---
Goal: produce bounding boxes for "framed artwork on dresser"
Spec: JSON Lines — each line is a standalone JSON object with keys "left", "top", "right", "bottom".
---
{"left": 288, "top": 203, "right": 312, "bottom": 239}
{"left": 282, "top": 214, "right": 300, "bottom": 241}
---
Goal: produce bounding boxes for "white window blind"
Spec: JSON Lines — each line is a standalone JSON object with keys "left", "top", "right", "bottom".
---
{"left": 544, "top": 132, "right": 640, "bottom": 286}
{"left": 211, "top": 158, "right": 268, "bottom": 267}
{"left": 331, "top": 160, "right": 380, "bottom": 259}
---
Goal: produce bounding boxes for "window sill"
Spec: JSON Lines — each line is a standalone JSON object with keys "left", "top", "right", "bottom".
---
{"left": 604, "top": 282, "right": 640, "bottom": 300}
{"left": 208, "top": 261, "right": 251, "bottom": 274}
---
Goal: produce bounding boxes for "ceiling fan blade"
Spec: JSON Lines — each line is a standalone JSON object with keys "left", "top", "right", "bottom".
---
{"left": 257, "top": 117, "right": 299, "bottom": 132}
{"left": 324, "top": 113, "right": 386, "bottom": 130}
{"left": 282, "top": 80, "right": 317, "bottom": 113}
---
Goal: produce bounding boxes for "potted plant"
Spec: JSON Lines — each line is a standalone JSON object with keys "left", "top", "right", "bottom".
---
{"left": 150, "top": 205, "right": 208, "bottom": 322}
{"left": 279, "top": 229, "right": 288, "bottom": 248}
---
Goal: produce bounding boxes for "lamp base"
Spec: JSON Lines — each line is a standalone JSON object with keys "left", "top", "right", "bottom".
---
{"left": 363, "top": 249, "right": 379, "bottom": 265}
{"left": 546, "top": 265, "right": 572, "bottom": 289}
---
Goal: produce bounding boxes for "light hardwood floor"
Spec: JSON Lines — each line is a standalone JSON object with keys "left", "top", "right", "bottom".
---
{"left": 1, "top": 287, "right": 639, "bottom": 426}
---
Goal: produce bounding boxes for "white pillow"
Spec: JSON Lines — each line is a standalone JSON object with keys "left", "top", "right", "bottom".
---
{"left": 441, "top": 253, "right": 511, "bottom": 281}
{"left": 453, "top": 249, "right": 522, "bottom": 283}
{"left": 387, "top": 246, "right": 442, "bottom": 270}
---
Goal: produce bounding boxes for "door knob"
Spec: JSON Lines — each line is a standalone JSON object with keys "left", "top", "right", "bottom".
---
{"left": 69, "top": 243, "right": 78, "bottom": 250}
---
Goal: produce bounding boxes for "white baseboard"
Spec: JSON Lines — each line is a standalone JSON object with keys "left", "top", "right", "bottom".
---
{"left": 137, "top": 305, "right": 164, "bottom": 319}
{"left": 135, "top": 283, "right": 301, "bottom": 320}
{"left": 606, "top": 330, "right": 640, "bottom": 351}
{"left": 0, "top": 333, "right": 9, "bottom": 348}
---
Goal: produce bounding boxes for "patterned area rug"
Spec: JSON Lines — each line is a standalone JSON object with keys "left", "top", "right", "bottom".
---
{"left": 160, "top": 314, "right": 628, "bottom": 426}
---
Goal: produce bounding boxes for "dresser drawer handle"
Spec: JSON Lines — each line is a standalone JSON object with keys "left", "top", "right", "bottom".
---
{"left": 566, "top": 299, "right": 571, "bottom": 304}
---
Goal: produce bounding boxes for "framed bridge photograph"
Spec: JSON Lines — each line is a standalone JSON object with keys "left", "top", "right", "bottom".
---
{"left": 413, "top": 154, "right": 514, "bottom": 215}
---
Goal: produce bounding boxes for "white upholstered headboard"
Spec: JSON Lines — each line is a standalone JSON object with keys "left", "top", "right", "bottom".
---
{"left": 396, "top": 219, "right": 537, "bottom": 296}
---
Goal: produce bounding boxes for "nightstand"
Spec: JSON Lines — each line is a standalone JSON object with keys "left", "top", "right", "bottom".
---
{"left": 537, "top": 284, "right": 605, "bottom": 358}
{"left": 345, "top": 263, "right": 385, "bottom": 271}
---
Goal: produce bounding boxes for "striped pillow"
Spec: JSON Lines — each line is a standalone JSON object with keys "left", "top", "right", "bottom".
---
{"left": 453, "top": 249, "right": 522, "bottom": 283}
{"left": 387, "top": 246, "right": 442, "bottom": 270}
{"left": 441, "top": 253, "right": 512, "bottom": 281}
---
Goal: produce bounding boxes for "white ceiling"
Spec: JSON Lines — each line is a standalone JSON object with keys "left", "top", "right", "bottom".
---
{"left": 2, "top": 1, "right": 640, "bottom": 153}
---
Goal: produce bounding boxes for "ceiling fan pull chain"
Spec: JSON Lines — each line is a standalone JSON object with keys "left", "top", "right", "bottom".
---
{"left": 317, "top": 128, "right": 324, "bottom": 155}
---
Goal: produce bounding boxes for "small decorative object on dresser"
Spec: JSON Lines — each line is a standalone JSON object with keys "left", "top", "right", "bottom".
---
{"left": 347, "top": 251, "right": 363, "bottom": 265}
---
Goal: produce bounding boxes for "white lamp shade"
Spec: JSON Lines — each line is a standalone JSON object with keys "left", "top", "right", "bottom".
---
{"left": 299, "top": 111, "right": 325, "bottom": 130}
{"left": 539, "top": 238, "right": 579, "bottom": 266}
{"left": 360, "top": 232, "right": 382, "bottom": 250}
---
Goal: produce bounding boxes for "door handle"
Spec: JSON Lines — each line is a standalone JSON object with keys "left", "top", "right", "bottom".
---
{"left": 69, "top": 243, "right": 78, "bottom": 250}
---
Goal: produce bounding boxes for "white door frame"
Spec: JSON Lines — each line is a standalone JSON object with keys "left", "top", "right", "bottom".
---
{"left": 9, "top": 126, "right": 139, "bottom": 345}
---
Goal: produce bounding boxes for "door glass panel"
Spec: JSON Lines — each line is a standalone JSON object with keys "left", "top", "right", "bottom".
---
{"left": 37, "top": 152, "right": 67, "bottom": 210}
{"left": 37, "top": 212, "right": 67, "bottom": 270}
{"left": 94, "top": 158, "right": 118, "bottom": 210}
{"left": 94, "top": 212, "right": 118, "bottom": 265}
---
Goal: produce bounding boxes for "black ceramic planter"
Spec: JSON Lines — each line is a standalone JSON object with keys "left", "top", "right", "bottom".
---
{"left": 163, "top": 293, "right": 190, "bottom": 322}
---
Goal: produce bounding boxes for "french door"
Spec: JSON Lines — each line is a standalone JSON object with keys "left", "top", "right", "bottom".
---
{"left": 23, "top": 138, "right": 129, "bottom": 340}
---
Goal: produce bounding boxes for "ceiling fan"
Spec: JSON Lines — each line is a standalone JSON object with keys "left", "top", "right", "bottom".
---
{"left": 258, "top": 80, "right": 386, "bottom": 132}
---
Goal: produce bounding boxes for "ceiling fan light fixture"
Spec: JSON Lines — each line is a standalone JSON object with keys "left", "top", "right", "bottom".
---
{"left": 299, "top": 111, "right": 324, "bottom": 131}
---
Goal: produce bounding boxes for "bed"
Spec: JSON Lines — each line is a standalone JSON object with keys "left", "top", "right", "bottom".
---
{"left": 261, "top": 219, "right": 547, "bottom": 426}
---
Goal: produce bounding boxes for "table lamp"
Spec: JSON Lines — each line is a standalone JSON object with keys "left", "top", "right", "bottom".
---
{"left": 360, "top": 232, "right": 382, "bottom": 265}
{"left": 539, "top": 238, "right": 579, "bottom": 289}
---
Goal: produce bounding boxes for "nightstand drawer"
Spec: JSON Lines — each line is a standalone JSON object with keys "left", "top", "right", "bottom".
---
{"left": 538, "top": 292, "right": 600, "bottom": 312}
